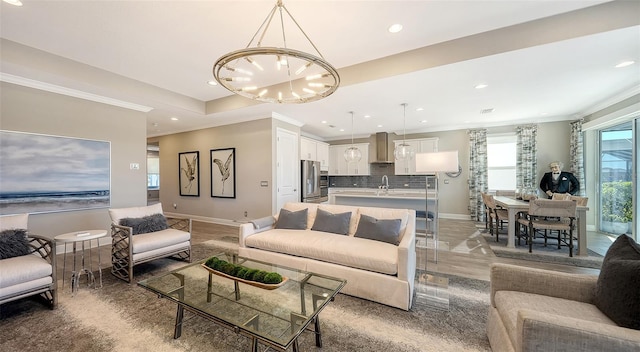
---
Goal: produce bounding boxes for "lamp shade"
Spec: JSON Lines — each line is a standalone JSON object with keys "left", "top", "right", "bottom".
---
{"left": 415, "top": 151, "right": 459, "bottom": 173}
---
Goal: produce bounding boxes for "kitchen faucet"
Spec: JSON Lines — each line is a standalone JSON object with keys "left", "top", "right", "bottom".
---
{"left": 380, "top": 175, "right": 389, "bottom": 194}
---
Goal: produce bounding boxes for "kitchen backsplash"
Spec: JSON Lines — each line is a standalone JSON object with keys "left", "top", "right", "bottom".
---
{"left": 328, "top": 175, "right": 434, "bottom": 189}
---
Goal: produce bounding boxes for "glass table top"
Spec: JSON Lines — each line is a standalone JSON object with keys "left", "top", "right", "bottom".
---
{"left": 138, "top": 252, "right": 346, "bottom": 348}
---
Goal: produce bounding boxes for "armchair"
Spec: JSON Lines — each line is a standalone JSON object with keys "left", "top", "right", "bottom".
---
{"left": 488, "top": 263, "right": 640, "bottom": 352}
{"left": 0, "top": 214, "right": 57, "bottom": 309}
{"left": 108, "top": 203, "right": 191, "bottom": 283}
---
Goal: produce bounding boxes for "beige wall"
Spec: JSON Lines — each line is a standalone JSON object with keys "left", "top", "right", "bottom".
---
{"left": 0, "top": 82, "right": 147, "bottom": 236}
{"left": 153, "top": 118, "right": 277, "bottom": 223}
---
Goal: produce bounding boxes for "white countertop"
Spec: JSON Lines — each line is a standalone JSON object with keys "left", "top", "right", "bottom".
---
{"left": 329, "top": 188, "right": 434, "bottom": 199}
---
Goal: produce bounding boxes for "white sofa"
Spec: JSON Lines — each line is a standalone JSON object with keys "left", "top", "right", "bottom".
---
{"left": 108, "top": 203, "right": 192, "bottom": 283}
{"left": 239, "top": 202, "right": 416, "bottom": 310}
{"left": 0, "top": 213, "right": 57, "bottom": 308}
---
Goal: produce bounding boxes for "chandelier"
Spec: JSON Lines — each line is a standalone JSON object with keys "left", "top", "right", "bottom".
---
{"left": 212, "top": 0, "right": 340, "bottom": 104}
{"left": 344, "top": 111, "right": 362, "bottom": 163}
{"left": 394, "top": 103, "right": 414, "bottom": 161}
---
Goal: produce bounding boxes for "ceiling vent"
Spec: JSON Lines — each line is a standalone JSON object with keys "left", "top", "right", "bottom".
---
{"left": 480, "top": 108, "right": 495, "bottom": 114}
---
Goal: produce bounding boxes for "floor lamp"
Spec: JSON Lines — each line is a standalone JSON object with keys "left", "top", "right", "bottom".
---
{"left": 415, "top": 151, "right": 459, "bottom": 266}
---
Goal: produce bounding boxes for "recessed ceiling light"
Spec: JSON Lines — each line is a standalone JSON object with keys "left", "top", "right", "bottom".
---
{"left": 540, "top": 112, "right": 548, "bottom": 116}
{"left": 475, "top": 84, "right": 488, "bottom": 89}
{"left": 321, "top": 120, "right": 327, "bottom": 124}
{"left": 615, "top": 60, "right": 635, "bottom": 68}
{"left": 3, "top": 0, "right": 23, "bottom": 6}
{"left": 207, "top": 80, "right": 218, "bottom": 86}
{"left": 364, "top": 115, "right": 371, "bottom": 119}
{"left": 388, "top": 24, "right": 403, "bottom": 33}
{"left": 170, "top": 117, "right": 179, "bottom": 121}
{"left": 420, "top": 120, "right": 427, "bottom": 123}
{"left": 416, "top": 108, "right": 424, "bottom": 112}
{"left": 339, "top": 128, "right": 345, "bottom": 132}
{"left": 377, "top": 124, "right": 383, "bottom": 128}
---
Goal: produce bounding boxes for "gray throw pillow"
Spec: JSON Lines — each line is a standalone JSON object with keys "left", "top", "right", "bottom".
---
{"left": 354, "top": 214, "right": 402, "bottom": 245}
{"left": 594, "top": 234, "right": 640, "bottom": 330}
{"left": 120, "top": 213, "right": 168, "bottom": 235}
{"left": 0, "top": 229, "right": 32, "bottom": 259}
{"left": 274, "top": 208, "right": 308, "bottom": 230}
{"left": 311, "top": 208, "right": 351, "bottom": 235}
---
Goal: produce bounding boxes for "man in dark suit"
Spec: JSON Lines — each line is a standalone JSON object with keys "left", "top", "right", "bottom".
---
{"left": 539, "top": 161, "right": 580, "bottom": 198}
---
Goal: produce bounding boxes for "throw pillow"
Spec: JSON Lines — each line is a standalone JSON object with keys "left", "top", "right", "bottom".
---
{"left": 311, "top": 208, "right": 351, "bottom": 235}
{"left": 119, "top": 213, "right": 168, "bottom": 235}
{"left": 354, "top": 214, "right": 402, "bottom": 245}
{"left": 0, "top": 229, "right": 32, "bottom": 259}
{"left": 274, "top": 208, "right": 308, "bottom": 230}
{"left": 594, "top": 234, "right": 640, "bottom": 330}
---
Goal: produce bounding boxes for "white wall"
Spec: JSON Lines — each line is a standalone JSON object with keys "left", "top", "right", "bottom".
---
{"left": 0, "top": 82, "right": 147, "bottom": 236}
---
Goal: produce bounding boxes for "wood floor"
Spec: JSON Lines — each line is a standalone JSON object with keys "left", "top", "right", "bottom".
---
{"left": 63, "top": 218, "right": 606, "bottom": 287}
{"left": 190, "top": 218, "right": 604, "bottom": 282}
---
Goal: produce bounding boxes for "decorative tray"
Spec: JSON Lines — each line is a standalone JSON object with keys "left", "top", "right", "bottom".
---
{"left": 200, "top": 264, "right": 288, "bottom": 290}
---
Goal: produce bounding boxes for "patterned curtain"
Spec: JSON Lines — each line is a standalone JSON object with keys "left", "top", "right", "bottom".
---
{"left": 468, "top": 129, "right": 488, "bottom": 221}
{"left": 569, "top": 119, "right": 585, "bottom": 196}
{"left": 516, "top": 125, "right": 538, "bottom": 193}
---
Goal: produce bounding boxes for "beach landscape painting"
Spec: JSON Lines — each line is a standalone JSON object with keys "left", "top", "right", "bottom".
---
{"left": 0, "top": 131, "right": 110, "bottom": 215}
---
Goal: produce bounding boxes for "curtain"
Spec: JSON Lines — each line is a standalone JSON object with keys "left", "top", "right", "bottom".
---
{"left": 516, "top": 125, "right": 538, "bottom": 193}
{"left": 468, "top": 129, "right": 488, "bottom": 221}
{"left": 569, "top": 119, "right": 586, "bottom": 196}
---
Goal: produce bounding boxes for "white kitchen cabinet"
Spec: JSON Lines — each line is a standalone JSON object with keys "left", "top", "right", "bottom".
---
{"left": 329, "top": 143, "right": 370, "bottom": 175}
{"left": 300, "top": 137, "right": 330, "bottom": 171}
{"left": 300, "top": 136, "right": 317, "bottom": 161}
{"left": 394, "top": 138, "right": 438, "bottom": 175}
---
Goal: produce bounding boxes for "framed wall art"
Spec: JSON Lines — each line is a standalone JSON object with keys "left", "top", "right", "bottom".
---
{"left": 179, "top": 151, "right": 200, "bottom": 197}
{"left": 210, "top": 148, "right": 235, "bottom": 198}
{"left": 0, "top": 130, "right": 111, "bottom": 215}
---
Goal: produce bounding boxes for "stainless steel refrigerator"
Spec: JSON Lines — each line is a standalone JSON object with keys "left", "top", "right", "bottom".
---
{"left": 301, "top": 160, "right": 322, "bottom": 203}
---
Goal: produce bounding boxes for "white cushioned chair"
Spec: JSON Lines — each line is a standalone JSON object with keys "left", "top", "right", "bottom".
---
{"left": 108, "top": 203, "right": 191, "bottom": 283}
{"left": 0, "top": 213, "right": 57, "bottom": 309}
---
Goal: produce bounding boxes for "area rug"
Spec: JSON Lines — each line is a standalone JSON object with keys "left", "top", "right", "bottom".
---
{"left": 0, "top": 241, "right": 491, "bottom": 352}
{"left": 480, "top": 229, "right": 603, "bottom": 269}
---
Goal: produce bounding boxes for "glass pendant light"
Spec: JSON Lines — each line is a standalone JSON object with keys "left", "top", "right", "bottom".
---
{"left": 394, "top": 103, "right": 414, "bottom": 161}
{"left": 344, "top": 111, "right": 362, "bottom": 163}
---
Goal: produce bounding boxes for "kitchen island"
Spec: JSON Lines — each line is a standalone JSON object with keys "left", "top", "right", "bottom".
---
{"left": 329, "top": 188, "right": 437, "bottom": 233}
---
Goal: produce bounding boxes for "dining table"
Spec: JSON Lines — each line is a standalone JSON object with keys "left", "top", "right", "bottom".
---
{"left": 493, "top": 196, "right": 590, "bottom": 256}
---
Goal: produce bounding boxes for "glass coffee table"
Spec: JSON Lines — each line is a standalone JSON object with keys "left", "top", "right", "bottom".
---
{"left": 138, "top": 252, "right": 346, "bottom": 352}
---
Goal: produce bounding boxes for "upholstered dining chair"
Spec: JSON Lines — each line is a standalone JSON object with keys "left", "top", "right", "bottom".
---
{"left": 517, "top": 199, "right": 578, "bottom": 256}
{"left": 481, "top": 193, "right": 509, "bottom": 242}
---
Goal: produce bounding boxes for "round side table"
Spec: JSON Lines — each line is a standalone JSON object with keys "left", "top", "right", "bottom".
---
{"left": 55, "top": 230, "right": 108, "bottom": 295}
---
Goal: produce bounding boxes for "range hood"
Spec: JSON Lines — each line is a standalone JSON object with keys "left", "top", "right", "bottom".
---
{"left": 371, "top": 132, "right": 394, "bottom": 163}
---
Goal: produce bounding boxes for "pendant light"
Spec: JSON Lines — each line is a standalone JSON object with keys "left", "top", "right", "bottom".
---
{"left": 344, "top": 111, "right": 362, "bottom": 163}
{"left": 394, "top": 103, "right": 414, "bottom": 161}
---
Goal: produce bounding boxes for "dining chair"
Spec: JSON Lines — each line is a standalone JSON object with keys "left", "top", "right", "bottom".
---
{"left": 482, "top": 193, "right": 509, "bottom": 242}
{"left": 517, "top": 199, "right": 577, "bottom": 256}
{"left": 551, "top": 192, "right": 571, "bottom": 200}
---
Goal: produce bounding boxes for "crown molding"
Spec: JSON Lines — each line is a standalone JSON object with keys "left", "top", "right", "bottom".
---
{"left": 0, "top": 73, "right": 154, "bottom": 113}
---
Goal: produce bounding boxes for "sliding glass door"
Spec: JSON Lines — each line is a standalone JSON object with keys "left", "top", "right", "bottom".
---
{"left": 599, "top": 120, "right": 635, "bottom": 239}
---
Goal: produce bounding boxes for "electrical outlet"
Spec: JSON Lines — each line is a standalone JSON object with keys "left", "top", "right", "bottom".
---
{"left": 244, "top": 211, "right": 248, "bottom": 217}
{"left": 130, "top": 163, "right": 140, "bottom": 170}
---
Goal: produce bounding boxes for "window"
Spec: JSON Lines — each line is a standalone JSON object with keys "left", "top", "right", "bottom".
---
{"left": 487, "top": 135, "right": 517, "bottom": 191}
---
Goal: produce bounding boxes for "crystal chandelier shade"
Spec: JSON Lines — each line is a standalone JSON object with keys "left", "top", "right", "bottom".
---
{"left": 212, "top": 0, "right": 340, "bottom": 104}
{"left": 344, "top": 111, "right": 361, "bottom": 163}
{"left": 394, "top": 103, "right": 414, "bottom": 161}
